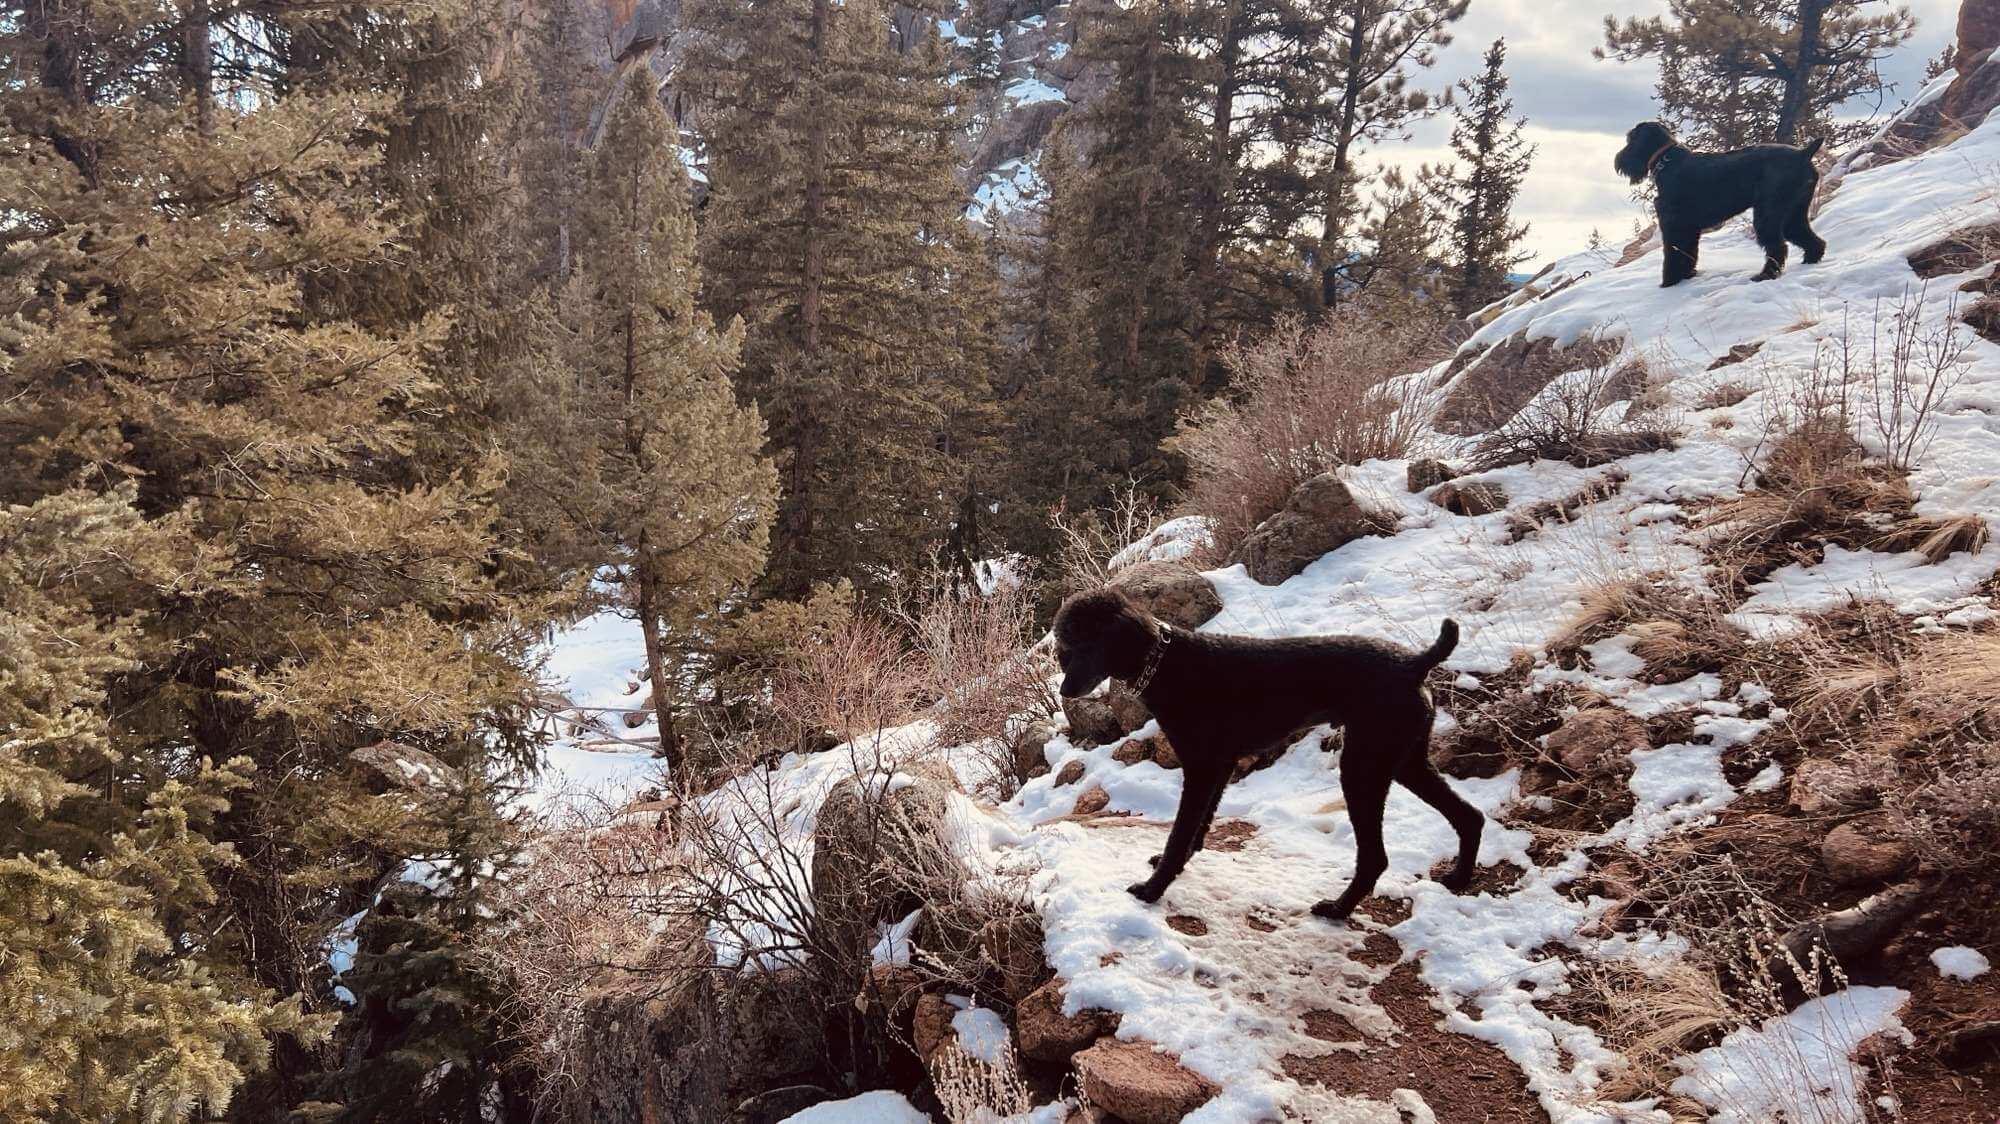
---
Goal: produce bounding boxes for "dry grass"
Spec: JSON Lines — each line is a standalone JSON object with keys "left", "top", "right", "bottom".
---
{"left": 1047, "top": 480, "right": 1170, "bottom": 597}
{"left": 1176, "top": 314, "right": 1446, "bottom": 549}
{"left": 897, "top": 572, "right": 1059, "bottom": 791}
{"left": 931, "top": 1038, "right": 1035, "bottom": 1123}
{"left": 1470, "top": 359, "right": 1682, "bottom": 472}
{"left": 1696, "top": 380, "right": 1754, "bottom": 411}
{"left": 1547, "top": 569, "right": 1741, "bottom": 680}
{"left": 1872, "top": 511, "right": 1989, "bottom": 563}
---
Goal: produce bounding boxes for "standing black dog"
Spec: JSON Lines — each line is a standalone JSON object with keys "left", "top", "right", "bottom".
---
{"left": 1613, "top": 120, "right": 1827, "bottom": 287}
{"left": 1051, "top": 589, "right": 1482, "bottom": 921}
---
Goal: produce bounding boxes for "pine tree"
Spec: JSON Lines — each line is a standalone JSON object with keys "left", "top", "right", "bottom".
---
{"left": 524, "top": 67, "right": 780, "bottom": 778}
{"left": 1300, "top": 0, "right": 1469, "bottom": 311}
{"left": 1599, "top": 0, "right": 1915, "bottom": 146}
{"left": 687, "top": 0, "right": 1000, "bottom": 601}
{"left": 1442, "top": 39, "right": 1534, "bottom": 318}
{"left": 2, "top": 3, "right": 557, "bottom": 1116}
{"left": 0, "top": 487, "right": 314, "bottom": 1123}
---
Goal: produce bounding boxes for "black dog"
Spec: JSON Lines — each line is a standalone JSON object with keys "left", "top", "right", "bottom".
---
{"left": 1051, "top": 589, "right": 1482, "bottom": 921}
{"left": 1613, "top": 120, "right": 1826, "bottom": 287}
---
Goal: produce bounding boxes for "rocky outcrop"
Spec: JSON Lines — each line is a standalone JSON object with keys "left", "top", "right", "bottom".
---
{"left": 1406, "top": 458, "right": 1459, "bottom": 492}
{"left": 1233, "top": 472, "right": 1384, "bottom": 586}
{"left": 1434, "top": 332, "right": 1622, "bottom": 436}
{"left": 1108, "top": 560, "right": 1223, "bottom": 630}
{"left": 1016, "top": 980, "right": 1121, "bottom": 1063}
{"left": 1431, "top": 479, "right": 1510, "bottom": 517}
{"left": 1010, "top": 720, "right": 1058, "bottom": 781}
{"left": 810, "top": 772, "right": 957, "bottom": 965}
{"left": 1073, "top": 1038, "right": 1217, "bottom": 1123}
{"left": 1838, "top": 0, "right": 2000, "bottom": 176}
{"left": 1063, "top": 695, "right": 1125, "bottom": 747}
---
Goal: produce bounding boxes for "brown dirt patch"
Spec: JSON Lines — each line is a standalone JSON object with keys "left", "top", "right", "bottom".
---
{"left": 1205, "top": 819, "right": 1258, "bottom": 852}
{"left": 1281, "top": 962, "right": 1543, "bottom": 1118}
{"left": 1166, "top": 914, "right": 1209, "bottom": 937}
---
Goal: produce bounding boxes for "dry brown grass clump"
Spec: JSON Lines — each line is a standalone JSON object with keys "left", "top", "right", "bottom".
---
{"left": 897, "top": 573, "right": 1059, "bottom": 791}
{"left": 1469, "top": 359, "right": 1682, "bottom": 472}
{"left": 1177, "top": 314, "right": 1446, "bottom": 549}
{"left": 1547, "top": 570, "right": 1742, "bottom": 682}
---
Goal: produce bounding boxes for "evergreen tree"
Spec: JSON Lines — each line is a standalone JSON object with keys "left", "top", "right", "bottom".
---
{"left": 524, "top": 68, "right": 780, "bottom": 778}
{"left": 1442, "top": 39, "right": 1534, "bottom": 318}
{"left": 0, "top": 487, "right": 313, "bottom": 1122}
{"left": 2, "top": 3, "right": 556, "bottom": 1116}
{"left": 687, "top": 0, "right": 1000, "bottom": 601}
{"left": 1599, "top": 0, "right": 1916, "bottom": 146}
{"left": 1301, "top": 0, "right": 1469, "bottom": 311}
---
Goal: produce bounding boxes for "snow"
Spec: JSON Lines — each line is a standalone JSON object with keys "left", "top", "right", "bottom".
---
{"left": 777, "top": 1090, "right": 931, "bottom": 1124}
{"left": 947, "top": 997, "right": 1013, "bottom": 1066}
{"left": 1669, "top": 987, "right": 1911, "bottom": 1124}
{"left": 528, "top": 610, "right": 665, "bottom": 813}
{"left": 1003, "top": 77, "right": 1065, "bottom": 105}
{"left": 968, "top": 158, "right": 1044, "bottom": 223}
{"left": 872, "top": 908, "right": 923, "bottom": 967}
{"left": 1930, "top": 945, "right": 1992, "bottom": 980}
{"left": 1726, "top": 544, "right": 2000, "bottom": 639}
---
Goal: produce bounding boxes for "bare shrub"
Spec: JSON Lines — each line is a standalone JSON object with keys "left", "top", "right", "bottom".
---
{"left": 897, "top": 576, "right": 1059, "bottom": 794}
{"left": 1471, "top": 359, "right": 1681, "bottom": 471}
{"left": 1177, "top": 314, "right": 1446, "bottom": 548}
{"left": 1048, "top": 479, "right": 1168, "bottom": 596}
{"left": 771, "top": 608, "right": 929, "bottom": 750}
{"left": 1855, "top": 283, "right": 1972, "bottom": 472}
{"left": 931, "top": 1039, "right": 1035, "bottom": 1123}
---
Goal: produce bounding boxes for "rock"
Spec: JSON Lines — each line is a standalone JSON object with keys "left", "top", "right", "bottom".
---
{"left": 1789, "top": 758, "right": 1868, "bottom": 815}
{"left": 1432, "top": 479, "right": 1510, "bottom": 517}
{"left": 1011, "top": 720, "right": 1059, "bottom": 781}
{"left": 1111, "top": 739, "right": 1151, "bottom": 765}
{"left": 349, "top": 740, "right": 458, "bottom": 793}
{"left": 1073, "top": 1038, "right": 1216, "bottom": 1123}
{"left": 1106, "top": 683, "right": 1153, "bottom": 736}
{"left": 1406, "top": 458, "right": 1459, "bottom": 491}
{"left": 1107, "top": 561, "right": 1222, "bottom": 630}
{"left": 1774, "top": 881, "right": 1929, "bottom": 1007}
{"left": 1054, "top": 760, "right": 1087, "bottom": 786}
{"left": 977, "top": 911, "right": 1050, "bottom": 1002}
{"left": 1908, "top": 222, "right": 2000, "bottom": 278}
{"left": 1546, "top": 708, "right": 1648, "bottom": 775}
{"left": 1960, "top": 0, "right": 2000, "bottom": 70}
{"left": 913, "top": 993, "right": 956, "bottom": 1062}
{"left": 1707, "top": 341, "right": 1764, "bottom": 370}
{"left": 1820, "top": 816, "right": 1917, "bottom": 887}
{"left": 1072, "top": 786, "right": 1110, "bottom": 816}
{"left": 1111, "top": 733, "right": 1178, "bottom": 770}
{"left": 1434, "top": 332, "right": 1622, "bottom": 436}
{"left": 810, "top": 774, "right": 955, "bottom": 966}
{"left": 1016, "top": 981, "right": 1120, "bottom": 1064}
{"left": 736, "top": 1085, "right": 833, "bottom": 1124}
{"left": 1063, "top": 694, "right": 1125, "bottom": 747}
{"left": 1233, "top": 472, "right": 1382, "bottom": 586}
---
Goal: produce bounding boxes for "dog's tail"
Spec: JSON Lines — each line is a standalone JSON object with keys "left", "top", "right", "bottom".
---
{"left": 1800, "top": 137, "right": 1824, "bottom": 161}
{"left": 1415, "top": 618, "right": 1460, "bottom": 672}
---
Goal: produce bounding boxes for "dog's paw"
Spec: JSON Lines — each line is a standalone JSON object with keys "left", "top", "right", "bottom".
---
{"left": 1442, "top": 867, "right": 1475, "bottom": 894}
{"left": 1127, "top": 881, "right": 1164, "bottom": 904}
{"left": 1147, "top": 852, "right": 1162, "bottom": 869}
{"left": 1310, "top": 898, "right": 1354, "bottom": 922}
{"left": 1752, "top": 268, "right": 1781, "bottom": 282}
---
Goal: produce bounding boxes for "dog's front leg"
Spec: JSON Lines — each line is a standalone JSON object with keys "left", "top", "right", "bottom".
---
{"left": 1129, "top": 766, "right": 1226, "bottom": 903}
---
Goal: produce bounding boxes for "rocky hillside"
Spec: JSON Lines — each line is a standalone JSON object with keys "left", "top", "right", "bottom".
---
{"left": 496, "top": 24, "right": 2000, "bottom": 1124}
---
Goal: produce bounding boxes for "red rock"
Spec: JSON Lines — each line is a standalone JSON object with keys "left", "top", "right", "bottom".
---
{"left": 1016, "top": 981, "right": 1120, "bottom": 1064}
{"left": 1073, "top": 1038, "right": 1216, "bottom": 1123}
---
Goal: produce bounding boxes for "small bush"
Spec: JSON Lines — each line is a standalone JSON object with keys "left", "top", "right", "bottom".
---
{"left": 897, "top": 571, "right": 1059, "bottom": 792}
{"left": 1177, "top": 314, "right": 1445, "bottom": 548}
{"left": 1470, "top": 359, "right": 1681, "bottom": 471}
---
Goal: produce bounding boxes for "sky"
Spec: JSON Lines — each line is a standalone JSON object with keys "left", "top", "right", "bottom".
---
{"left": 1382, "top": 0, "right": 1962, "bottom": 269}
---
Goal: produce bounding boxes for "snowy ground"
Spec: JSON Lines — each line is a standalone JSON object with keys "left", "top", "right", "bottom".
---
{"left": 516, "top": 85, "right": 2000, "bottom": 1123}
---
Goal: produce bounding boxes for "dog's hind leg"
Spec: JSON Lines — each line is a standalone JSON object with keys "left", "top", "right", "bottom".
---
{"left": 1751, "top": 203, "right": 1789, "bottom": 281}
{"left": 1129, "top": 763, "right": 1228, "bottom": 903}
{"left": 1787, "top": 198, "right": 1825, "bottom": 264}
{"left": 1311, "top": 760, "right": 1392, "bottom": 922}
{"left": 1397, "top": 761, "right": 1483, "bottom": 893}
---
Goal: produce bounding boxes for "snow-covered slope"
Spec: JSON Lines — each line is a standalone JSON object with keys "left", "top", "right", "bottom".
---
{"left": 525, "top": 86, "right": 2000, "bottom": 1124}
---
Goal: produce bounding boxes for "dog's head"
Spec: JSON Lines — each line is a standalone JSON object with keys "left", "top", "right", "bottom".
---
{"left": 1613, "top": 120, "right": 1676, "bottom": 184}
{"left": 1051, "top": 588, "right": 1158, "bottom": 698}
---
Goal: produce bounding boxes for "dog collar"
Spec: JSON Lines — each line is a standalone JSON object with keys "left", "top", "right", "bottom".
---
{"left": 1644, "top": 142, "right": 1675, "bottom": 178}
{"left": 1130, "top": 626, "right": 1172, "bottom": 693}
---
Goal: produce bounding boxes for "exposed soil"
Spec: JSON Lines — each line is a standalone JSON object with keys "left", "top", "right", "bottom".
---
{"left": 1280, "top": 962, "right": 1546, "bottom": 1121}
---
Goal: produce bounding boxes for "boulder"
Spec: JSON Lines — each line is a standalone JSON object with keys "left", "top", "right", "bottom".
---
{"left": 1233, "top": 472, "right": 1382, "bottom": 586}
{"left": 1108, "top": 561, "right": 1222, "bottom": 630}
{"left": 1016, "top": 981, "right": 1120, "bottom": 1064}
{"left": 1106, "top": 683, "right": 1153, "bottom": 735}
{"left": 1821, "top": 816, "right": 1917, "bottom": 887}
{"left": 1434, "top": 332, "right": 1622, "bottom": 436}
{"left": 736, "top": 1085, "right": 834, "bottom": 1124}
{"left": 1960, "top": 0, "right": 2000, "bottom": 70}
{"left": 1432, "top": 479, "right": 1510, "bottom": 517}
{"left": 1073, "top": 1038, "right": 1216, "bottom": 1123}
{"left": 349, "top": 740, "right": 458, "bottom": 794}
{"left": 913, "top": 993, "right": 956, "bottom": 1062}
{"left": 1063, "top": 694, "right": 1125, "bottom": 747}
{"left": 1546, "top": 708, "right": 1648, "bottom": 775}
{"left": 1406, "top": 458, "right": 1459, "bottom": 492}
{"left": 1011, "top": 720, "right": 1059, "bottom": 782}
{"left": 1054, "top": 760, "right": 1087, "bottom": 787}
{"left": 1789, "top": 757, "right": 1870, "bottom": 815}
{"left": 810, "top": 774, "right": 955, "bottom": 966}
{"left": 1072, "top": 786, "right": 1111, "bottom": 816}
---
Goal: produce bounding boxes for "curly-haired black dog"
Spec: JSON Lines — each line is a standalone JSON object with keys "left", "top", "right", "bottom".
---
{"left": 1052, "top": 589, "right": 1481, "bottom": 921}
{"left": 1613, "top": 120, "right": 1826, "bottom": 287}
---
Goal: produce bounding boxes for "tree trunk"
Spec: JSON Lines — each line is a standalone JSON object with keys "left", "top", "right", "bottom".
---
{"left": 183, "top": 0, "right": 214, "bottom": 136}
{"left": 1316, "top": 9, "right": 1369, "bottom": 312}
{"left": 634, "top": 551, "right": 683, "bottom": 776}
{"left": 1191, "top": 0, "right": 1243, "bottom": 370}
{"left": 1775, "top": 0, "right": 1826, "bottom": 143}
